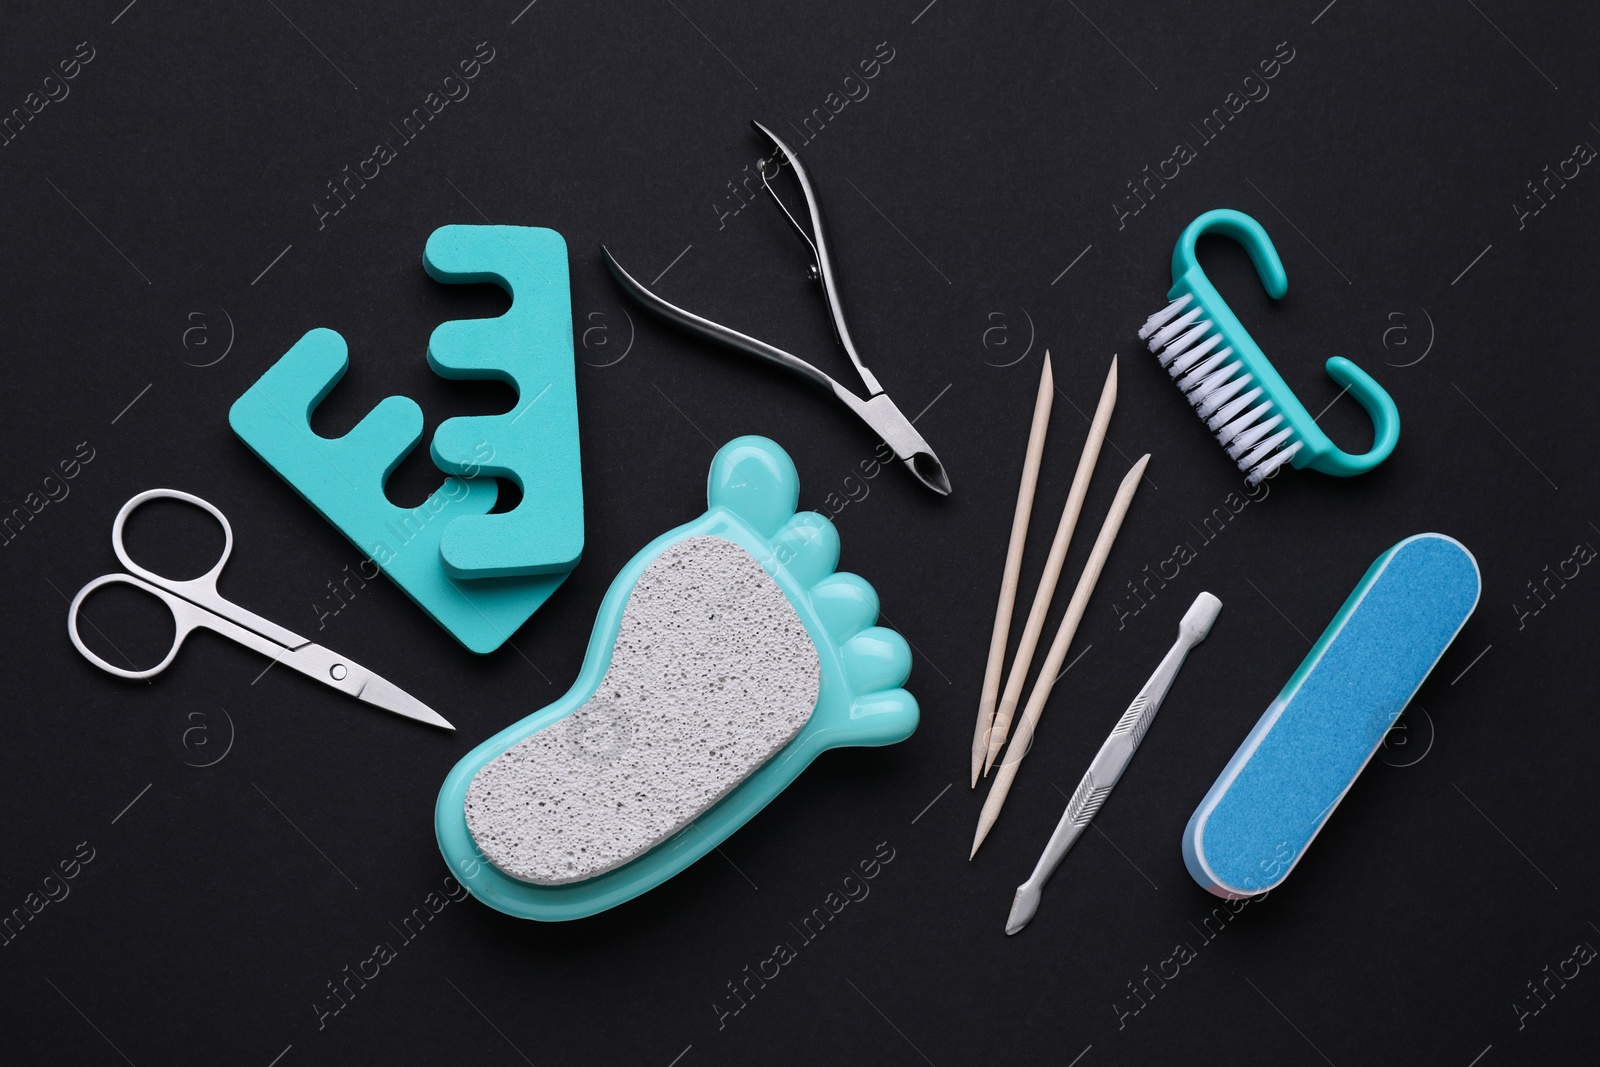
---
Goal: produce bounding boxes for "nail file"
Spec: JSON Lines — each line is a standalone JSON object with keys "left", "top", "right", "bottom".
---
{"left": 1183, "top": 533, "right": 1480, "bottom": 898}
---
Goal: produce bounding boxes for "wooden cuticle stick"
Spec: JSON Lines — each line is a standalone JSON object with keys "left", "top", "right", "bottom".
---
{"left": 972, "top": 452, "right": 1150, "bottom": 858}
{"left": 970, "top": 353, "right": 1054, "bottom": 788}
{"left": 983, "top": 356, "right": 1118, "bottom": 777}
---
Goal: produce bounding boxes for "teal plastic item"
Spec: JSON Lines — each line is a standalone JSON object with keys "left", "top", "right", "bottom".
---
{"left": 228, "top": 328, "right": 565, "bottom": 654}
{"left": 1140, "top": 209, "right": 1399, "bottom": 484}
{"left": 1183, "top": 533, "right": 1480, "bottom": 898}
{"left": 436, "top": 436, "right": 920, "bottom": 920}
{"left": 424, "top": 225, "right": 584, "bottom": 579}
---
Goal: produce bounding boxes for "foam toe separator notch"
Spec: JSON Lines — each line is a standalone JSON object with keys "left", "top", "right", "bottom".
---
{"left": 1184, "top": 533, "right": 1481, "bottom": 898}
{"left": 424, "top": 224, "right": 583, "bottom": 578}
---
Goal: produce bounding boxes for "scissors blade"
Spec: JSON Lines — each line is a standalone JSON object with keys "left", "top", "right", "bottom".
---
{"left": 355, "top": 671, "right": 455, "bottom": 731}
{"left": 279, "top": 642, "right": 454, "bottom": 730}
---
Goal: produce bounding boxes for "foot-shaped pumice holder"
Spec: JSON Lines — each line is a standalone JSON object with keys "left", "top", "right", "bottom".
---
{"left": 435, "top": 436, "right": 919, "bottom": 920}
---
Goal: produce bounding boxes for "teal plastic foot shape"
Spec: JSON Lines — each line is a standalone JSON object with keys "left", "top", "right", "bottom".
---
{"left": 228, "top": 327, "right": 565, "bottom": 654}
{"left": 424, "top": 225, "right": 584, "bottom": 578}
{"left": 435, "top": 436, "right": 920, "bottom": 920}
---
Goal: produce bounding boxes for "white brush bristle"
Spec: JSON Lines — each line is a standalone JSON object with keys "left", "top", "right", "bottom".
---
{"left": 1138, "top": 293, "right": 1191, "bottom": 340}
{"left": 1142, "top": 298, "right": 1301, "bottom": 485}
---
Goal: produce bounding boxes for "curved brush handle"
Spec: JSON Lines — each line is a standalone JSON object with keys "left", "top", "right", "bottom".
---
{"left": 1303, "top": 357, "right": 1401, "bottom": 476}
{"left": 1173, "top": 209, "right": 1287, "bottom": 299}
{"left": 1169, "top": 209, "right": 1399, "bottom": 479}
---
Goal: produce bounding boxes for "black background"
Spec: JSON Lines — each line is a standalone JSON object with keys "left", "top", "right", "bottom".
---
{"left": 3, "top": 1, "right": 1597, "bottom": 1064}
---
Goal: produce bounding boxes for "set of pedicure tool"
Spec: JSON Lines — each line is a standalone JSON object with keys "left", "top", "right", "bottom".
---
{"left": 969, "top": 206, "right": 1476, "bottom": 936}
{"left": 64, "top": 115, "right": 1481, "bottom": 941}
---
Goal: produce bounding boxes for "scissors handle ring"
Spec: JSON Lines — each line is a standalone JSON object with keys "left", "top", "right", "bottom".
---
{"left": 111, "top": 488, "right": 234, "bottom": 591}
{"left": 68, "top": 573, "right": 186, "bottom": 680}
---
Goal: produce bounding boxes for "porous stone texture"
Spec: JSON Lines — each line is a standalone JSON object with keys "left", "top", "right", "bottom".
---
{"left": 465, "top": 536, "right": 820, "bottom": 885}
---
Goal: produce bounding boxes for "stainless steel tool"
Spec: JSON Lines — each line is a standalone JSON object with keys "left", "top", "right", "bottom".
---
{"left": 1006, "top": 592, "right": 1221, "bottom": 935}
{"left": 602, "top": 120, "right": 951, "bottom": 496}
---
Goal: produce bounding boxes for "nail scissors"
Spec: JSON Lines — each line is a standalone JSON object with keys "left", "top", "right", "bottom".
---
{"left": 67, "top": 489, "right": 452, "bottom": 730}
{"left": 602, "top": 120, "right": 952, "bottom": 496}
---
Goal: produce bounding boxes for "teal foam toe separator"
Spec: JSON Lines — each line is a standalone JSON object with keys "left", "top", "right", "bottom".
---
{"left": 1184, "top": 533, "right": 1480, "bottom": 898}
{"left": 435, "top": 435, "right": 920, "bottom": 921}
{"left": 424, "top": 225, "right": 583, "bottom": 578}
{"left": 228, "top": 327, "right": 566, "bottom": 654}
